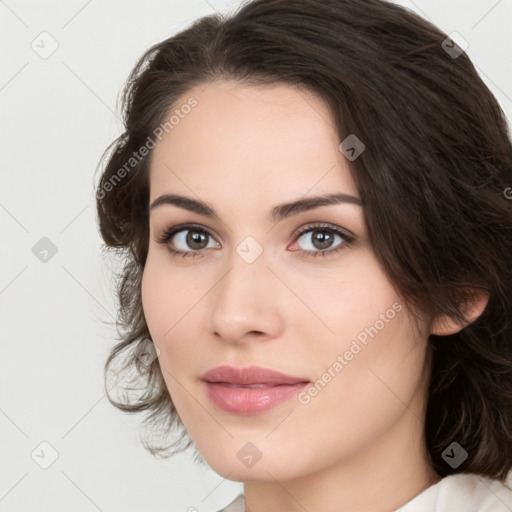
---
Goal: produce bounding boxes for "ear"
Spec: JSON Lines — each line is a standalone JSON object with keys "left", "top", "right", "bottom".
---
{"left": 430, "top": 289, "right": 489, "bottom": 336}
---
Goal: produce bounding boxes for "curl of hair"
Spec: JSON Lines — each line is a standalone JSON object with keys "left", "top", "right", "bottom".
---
{"left": 95, "top": 0, "right": 512, "bottom": 479}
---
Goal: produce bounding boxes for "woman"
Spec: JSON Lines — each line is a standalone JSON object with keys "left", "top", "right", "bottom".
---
{"left": 95, "top": 0, "right": 512, "bottom": 510}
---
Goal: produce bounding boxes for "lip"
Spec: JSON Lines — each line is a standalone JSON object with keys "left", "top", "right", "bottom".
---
{"left": 201, "top": 365, "right": 310, "bottom": 415}
{"left": 201, "top": 365, "right": 309, "bottom": 386}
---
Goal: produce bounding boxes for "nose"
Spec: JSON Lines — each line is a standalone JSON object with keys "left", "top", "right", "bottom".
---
{"left": 207, "top": 247, "right": 284, "bottom": 345}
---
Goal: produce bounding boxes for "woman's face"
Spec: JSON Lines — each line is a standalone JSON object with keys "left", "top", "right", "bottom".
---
{"left": 141, "top": 80, "right": 433, "bottom": 482}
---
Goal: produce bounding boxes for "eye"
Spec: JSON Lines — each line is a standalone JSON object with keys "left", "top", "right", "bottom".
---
{"left": 155, "top": 222, "right": 355, "bottom": 259}
{"left": 290, "top": 223, "right": 354, "bottom": 258}
{"left": 156, "top": 224, "right": 219, "bottom": 258}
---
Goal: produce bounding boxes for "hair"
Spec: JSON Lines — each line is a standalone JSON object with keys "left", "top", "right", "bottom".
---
{"left": 95, "top": 0, "right": 512, "bottom": 481}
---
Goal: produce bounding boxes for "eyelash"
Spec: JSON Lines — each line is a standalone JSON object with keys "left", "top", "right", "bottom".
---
{"left": 155, "top": 222, "right": 355, "bottom": 260}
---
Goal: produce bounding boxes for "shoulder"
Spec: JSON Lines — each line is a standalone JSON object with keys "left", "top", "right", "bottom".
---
{"left": 215, "top": 493, "right": 245, "bottom": 512}
{"left": 215, "top": 475, "right": 512, "bottom": 512}
{"left": 400, "top": 472, "right": 512, "bottom": 511}
{"left": 442, "top": 473, "right": 512, "bottom": 511}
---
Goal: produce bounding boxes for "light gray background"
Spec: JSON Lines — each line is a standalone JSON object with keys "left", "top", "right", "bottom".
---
{"left": 1, "top": 0, "right": 512, "bottom": 511}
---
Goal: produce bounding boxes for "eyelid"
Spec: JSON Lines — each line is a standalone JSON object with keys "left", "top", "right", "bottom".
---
{"left": 155, "top": 221, "right": 353, "bottom": 242}
{"left": 154, "top": 222, "right": 219, "bottom": 247}
{"left": 155, "top": 221, "right": 355, "bottom": 258}
{"left": 287, "top": 222, "right": 355, "bottom": 258}
{"left": 292, "top": 222, "right": 354, "bottom": 242}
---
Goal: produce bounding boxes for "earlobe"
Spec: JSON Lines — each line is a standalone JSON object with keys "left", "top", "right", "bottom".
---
{"left": 430, "top": 289, "right": 489, "bottom": 336}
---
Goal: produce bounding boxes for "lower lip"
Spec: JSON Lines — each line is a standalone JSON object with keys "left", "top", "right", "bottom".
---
{"left": 204, "top": 381, "right": 309, "bottom": 415}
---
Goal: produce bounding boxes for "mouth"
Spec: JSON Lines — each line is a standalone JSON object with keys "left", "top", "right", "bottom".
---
{"left": 203, "top": 381, "right": 309, "bottom": 415}
{"left": 214, "top": 383, "right": 287, "bottom": 388}
{"left": 201, "top": 364, "right": 310, "bottom": 386}
{"left": 201, "top": 365, "right": 310, "bottom": 415}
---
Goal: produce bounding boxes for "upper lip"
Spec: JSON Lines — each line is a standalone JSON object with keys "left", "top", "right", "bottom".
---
{"left": 202, "top": 365, "right": 310, "bottom": 386}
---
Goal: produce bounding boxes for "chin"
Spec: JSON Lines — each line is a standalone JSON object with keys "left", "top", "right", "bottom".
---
{"left": 195, "top": 440, "right": 308, "bottom": 483}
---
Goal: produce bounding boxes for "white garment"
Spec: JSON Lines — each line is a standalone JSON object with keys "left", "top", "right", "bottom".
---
{"left": 216, "top": 473, "right": 512, "bottom": 511}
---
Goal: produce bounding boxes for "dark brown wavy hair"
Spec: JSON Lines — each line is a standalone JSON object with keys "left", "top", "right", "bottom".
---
{"left": 94, "top": 0, "right": 512, "bottom": 482}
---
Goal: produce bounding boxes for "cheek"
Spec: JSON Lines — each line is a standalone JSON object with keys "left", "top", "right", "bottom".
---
{"left": 294, "top": 251, "right": 429, "bottom": 422}
{"left": 293, "top": 250, "right": 402, "bottom": 344}
{"left": 140, "top": 253, "right": 208, "bottom": 364}
{"left": 140, "top": 253, "right": 186, "bottom": 344}
{"left": 141, "top": 258, "right": 166, "bottom": 339}
{"left": 309, "top": 303, "right": 428, "bottom": 440}
{"left": 140, "top": 260, "right": 192, "bottom": 400}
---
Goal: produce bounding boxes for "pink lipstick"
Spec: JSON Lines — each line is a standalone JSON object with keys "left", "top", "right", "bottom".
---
{"left": 201, "top": 365, "right": 310, "bottom": 415}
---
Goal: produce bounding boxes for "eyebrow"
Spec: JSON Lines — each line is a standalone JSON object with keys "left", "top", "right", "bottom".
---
{"left": 149, "top": 192, "right": 363, "bottom": 223}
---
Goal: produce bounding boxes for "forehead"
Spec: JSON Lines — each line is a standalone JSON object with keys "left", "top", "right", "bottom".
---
{"left": 149, "top": 80, "right": 359, "bottom": 206}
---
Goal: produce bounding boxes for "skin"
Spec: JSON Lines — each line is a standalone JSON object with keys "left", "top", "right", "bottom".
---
{"left": 141, "top": 80, "right": 487, "bottom": 512}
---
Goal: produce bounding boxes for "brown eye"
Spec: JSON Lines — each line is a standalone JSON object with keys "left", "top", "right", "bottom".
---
{"left": 301, "top": 229, "right": 337, "bottom": 250}
{"left": 156, "top": 224, "right": 220, "bottom": 258}
{"left": 183, "top": 230, "right": 210, "bottom": 250}
{"left": 292, "top": 223, "right": 354, "bottom": 258}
